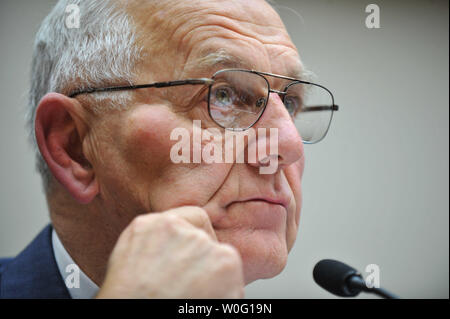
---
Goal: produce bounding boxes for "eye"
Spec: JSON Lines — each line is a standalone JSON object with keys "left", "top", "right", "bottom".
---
{"left": 255, "top": 97, "right": 266, "bottom": 109}
{"left": 212, "top": 86, "right": 235, "bottom": 107}
{"left": 284, "top": 96, "right": 301, "bottom": 117}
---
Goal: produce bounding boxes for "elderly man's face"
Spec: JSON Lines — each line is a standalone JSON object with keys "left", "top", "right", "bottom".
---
{"left": 87, "top": 0, "right": 304, "bottom": 283}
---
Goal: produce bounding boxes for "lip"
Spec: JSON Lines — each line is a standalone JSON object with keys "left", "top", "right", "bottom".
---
{"left": 226, "top": 196, "right": 289, "bottom": 210}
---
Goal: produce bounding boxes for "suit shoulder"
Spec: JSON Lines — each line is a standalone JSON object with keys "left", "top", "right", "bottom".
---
{"left": 0, "top": 257, "right": 13, "bottom": 271}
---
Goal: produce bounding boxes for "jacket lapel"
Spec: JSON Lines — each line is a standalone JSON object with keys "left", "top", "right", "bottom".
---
{"left": 0, "top": 224, "right": 71, "bottom": 298}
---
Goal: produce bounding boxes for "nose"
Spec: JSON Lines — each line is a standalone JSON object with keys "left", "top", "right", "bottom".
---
{"left": 248, "top": 92, "right": 304, "bottom": 171}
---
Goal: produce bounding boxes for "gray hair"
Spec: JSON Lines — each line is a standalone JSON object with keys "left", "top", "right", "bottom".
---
{"left": 27, "top": 0, "right": 144, "bottom": 191}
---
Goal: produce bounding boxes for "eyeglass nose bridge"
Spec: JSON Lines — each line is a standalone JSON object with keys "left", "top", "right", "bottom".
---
{"left": 269, "top": 89, "right": 287, "bottom": 95}
{"left": 268, "top": 88, "right": 287, "bottom": 102}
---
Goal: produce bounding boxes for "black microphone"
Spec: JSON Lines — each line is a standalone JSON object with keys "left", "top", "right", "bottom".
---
{"left": 313, "top": 259, "right": 399, "bottom": 299}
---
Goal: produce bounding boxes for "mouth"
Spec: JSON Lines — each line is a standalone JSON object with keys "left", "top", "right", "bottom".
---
{"left": 226, "top": 196, "right": 289, "bottom": 210}
{"left": 218, "top": 196, "right": 289, "bottom": 230}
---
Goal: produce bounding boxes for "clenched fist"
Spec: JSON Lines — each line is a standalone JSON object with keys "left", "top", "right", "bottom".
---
{"left": 96, "top": 206, "right": 244, "bottom": 298}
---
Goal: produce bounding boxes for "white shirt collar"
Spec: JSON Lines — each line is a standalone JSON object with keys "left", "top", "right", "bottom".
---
{"left": 52, "top": 229, "right": 99, "bottom": 299}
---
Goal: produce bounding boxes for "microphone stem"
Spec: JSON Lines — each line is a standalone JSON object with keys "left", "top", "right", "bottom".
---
{"left": 347, "top": 275, "right": 399, "bottom": 299}
{"left": 370, "top": 287, "right": 399, "bottom": 299}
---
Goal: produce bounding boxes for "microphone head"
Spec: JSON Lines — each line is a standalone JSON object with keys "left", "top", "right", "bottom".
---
{"left": 313, "top": 259, "right": 362, "bottom": 297}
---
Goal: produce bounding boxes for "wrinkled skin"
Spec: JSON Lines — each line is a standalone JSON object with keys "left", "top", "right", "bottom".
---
{"left": 38, "top": 0, "right": 305, "bottom": 290}
{"left": 92, "top": 0, "right": 304, "bottom": 284}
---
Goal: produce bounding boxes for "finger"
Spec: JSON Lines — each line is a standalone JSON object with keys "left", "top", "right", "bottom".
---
{"left": 164, "top": 206, "right": 218, "bottom": 241}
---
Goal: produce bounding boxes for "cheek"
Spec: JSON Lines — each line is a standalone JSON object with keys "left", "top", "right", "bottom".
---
{"left": 119, "top": 105, "right": 233, "bottom": 211}
{"left": 115, "top": 105, "right": 189, "bottom": 207}
{"left": 287, "top": 157, "right": 304, "bottom": 211}
{"left": 284, "top": 157, "right": 305, "bottom": 250}
{"left": 122, "top": 105, "right": 179, "bottom": 167}
{"left": 91, "top": 106, "right": 180, "bottom": 208}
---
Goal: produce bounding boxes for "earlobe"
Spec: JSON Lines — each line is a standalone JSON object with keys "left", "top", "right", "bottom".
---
{"left": 35, "top": 92, "right": 99, "bottom": 204}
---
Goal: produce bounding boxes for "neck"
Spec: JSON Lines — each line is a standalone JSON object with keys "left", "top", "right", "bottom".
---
{"left": 48, "top": 186, "right": 133, "bottom": 286}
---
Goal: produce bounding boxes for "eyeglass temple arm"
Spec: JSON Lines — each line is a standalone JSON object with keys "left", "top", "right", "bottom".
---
{"left": 68, "top": 78, "right": 214, "bottom": 98}
{"left": 269, "top": 89, "right": 339, "bottom": 113}
{"left": 301, "top": 105, "right": 339, "bottom": 112}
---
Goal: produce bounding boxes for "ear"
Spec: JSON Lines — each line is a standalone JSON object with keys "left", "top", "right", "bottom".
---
{"left": 35, "top": 92, "right": 99, "bottom": 204}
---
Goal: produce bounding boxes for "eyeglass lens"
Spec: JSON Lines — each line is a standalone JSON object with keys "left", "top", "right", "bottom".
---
{"left": 208, "top": 70, "right": 334, "bottom": 143}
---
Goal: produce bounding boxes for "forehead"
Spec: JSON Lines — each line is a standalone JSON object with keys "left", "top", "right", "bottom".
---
{"left": 129, "top": 0, "right": 302, "bottom": 79}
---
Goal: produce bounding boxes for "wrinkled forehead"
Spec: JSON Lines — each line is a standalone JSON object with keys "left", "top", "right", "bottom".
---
{"left": 127, "top": 0, "right": 302, "bottom": 79}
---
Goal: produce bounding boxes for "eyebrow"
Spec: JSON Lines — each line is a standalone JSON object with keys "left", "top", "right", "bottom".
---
{"left": 185, "top": 49, "right": 307, "bottom": 81}
{"left": 186, "top": 50, "right": 249, "bottom": 73}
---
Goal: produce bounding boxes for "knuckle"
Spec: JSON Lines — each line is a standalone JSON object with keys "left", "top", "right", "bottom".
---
{"left": 160, "top": 213, "right": 179, "bottom": 226}
{"left": 219, "top": 243, "right": 240, "bottom": 258}
{"left": 185, "top": 228, "right": 211, "bottom": 243}
{"left": 189, "top": 206, "right": 210, "bottom": 224}
{"left": 128, "top": 213, "right": 178, "bottom": 235}
{"left": 215, "top": 244, "right": 242, "bottom": 269}
{"left": 194, "top": 229, "right": 212, "bottom": 242}
{"left": 157, "top": 214, "right": 182, "bottom": 234}
{"left": 128, "top": 214, "right": 149, "bottom": 234}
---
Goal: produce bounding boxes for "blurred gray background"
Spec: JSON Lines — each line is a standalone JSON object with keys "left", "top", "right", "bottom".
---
{"left": 0, "top": 0, "right": 448, "bottom": 298}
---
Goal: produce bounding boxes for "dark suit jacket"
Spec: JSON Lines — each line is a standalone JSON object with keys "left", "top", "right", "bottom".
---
{"left": 0, "top": 224, "right": 71, "bottom": 298}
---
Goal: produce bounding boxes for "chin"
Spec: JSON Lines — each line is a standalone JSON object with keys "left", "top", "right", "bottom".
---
{"left": 217, "top": 227, "right": 289, "bottom": 285}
